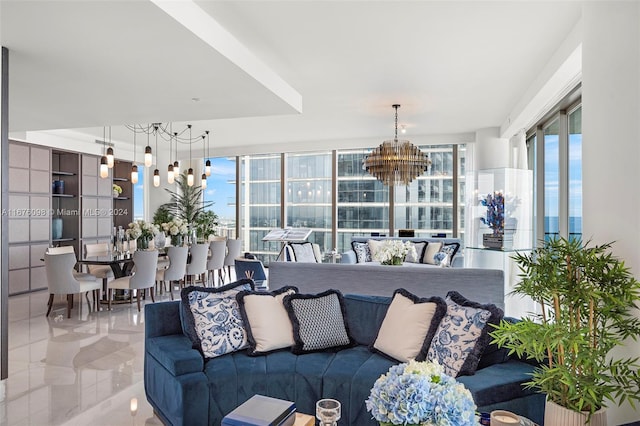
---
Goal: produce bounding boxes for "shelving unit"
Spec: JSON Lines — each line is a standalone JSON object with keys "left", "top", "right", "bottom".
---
{"left": 113, "top": 161, "right": 133, "bottom": 230}
{"left": 51, "top": 150, "right": 80, "bottom": 257}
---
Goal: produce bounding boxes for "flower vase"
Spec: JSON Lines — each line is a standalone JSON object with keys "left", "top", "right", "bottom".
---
{"left": 171, "top": 234, "right": 183, "bottom": 247}
{"left": 391, "top": 256, "right": 403, "bottom": 266}
{"left": 137, "top": 236, "right": 149, "bottom": 250}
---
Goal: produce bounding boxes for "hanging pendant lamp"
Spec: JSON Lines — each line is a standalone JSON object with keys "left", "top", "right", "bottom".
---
{"left": 187, "top": 125, "right": 194, "bottom": 187}
{"left": 363, "top": 104, "right": 431, "bottom": 186}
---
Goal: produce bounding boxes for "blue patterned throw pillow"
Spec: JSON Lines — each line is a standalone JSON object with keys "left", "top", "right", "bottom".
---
{"left": 283, "top": 290, "right": 354, "bottom": 354}
{"left": 181, "top": 279, "right": 255, "bottom": 359}
{"left": 351, "top": 241, "right": 372, "bottom": 263}
{"left": 427, "top": 291, "right": 503, "bottom": 377}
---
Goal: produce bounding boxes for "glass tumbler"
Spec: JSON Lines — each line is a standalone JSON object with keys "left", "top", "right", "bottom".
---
{"left": 316, "top": 399, "right": 341, "bottom": 426}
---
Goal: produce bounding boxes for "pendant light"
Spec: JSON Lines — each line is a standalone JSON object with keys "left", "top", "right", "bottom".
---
{"left": 100, "top": 126, "right": 109, "bottom": 178}
{"left": 144, "top": 127, "right": 153, "bottom": 167}
{"left": 187, "top": 125, "right": 194, "bottom": 187}
{"left": 204, "top": 130, "right": 211, "bottom": 177}
{"left": 201, "top": 135, "right": 207, "bottom": 189}
{"left": 131, "top": 129, "right": 139, "bottom": 184}
{"left": 106, "top": 126, "right": 114, "bottom": 168}
{"left": 173, "top": 132, "right": 180, "bottom": 178}
{"left": 153, "top": 129, "right": 160, "bottom": 187}
{"left": 167, "top": 132, "right": 175, "bottom": 185}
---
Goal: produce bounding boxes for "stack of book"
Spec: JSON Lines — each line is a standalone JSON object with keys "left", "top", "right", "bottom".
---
{"left": 222, "top": 394, "right": 296, "bottom": 426}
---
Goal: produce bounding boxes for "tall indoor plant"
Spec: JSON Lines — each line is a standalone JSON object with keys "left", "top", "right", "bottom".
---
{"left": 162, "top": 170, "right": 212, "bottom": 225}
{"left": 491, "top": 238, "right": 640, "bottom": 424}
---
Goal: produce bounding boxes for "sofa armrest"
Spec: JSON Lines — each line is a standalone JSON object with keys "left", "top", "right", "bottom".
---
{"left": 341, "top": 250, "right": 357, "bottom": 264}
{"left": 146, "top": 335, "right": 204, "bottom": 376}
{"left": 451, "top": 254, "right": 464, "bottom": 268}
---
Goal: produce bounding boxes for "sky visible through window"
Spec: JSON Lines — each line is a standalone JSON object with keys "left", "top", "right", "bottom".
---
{"left": 203, "top": 157, "right": 236, "bottom": 221}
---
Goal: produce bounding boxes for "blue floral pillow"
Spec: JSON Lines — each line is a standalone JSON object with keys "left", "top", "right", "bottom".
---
{"left": 180, "top": 279, "right": 255, "bottom": 358}
{"left": 351, "top": 241, "right": 372, "bottom": 263}
{"left": 426, "top": 291, "right": 503, "bottom": 377}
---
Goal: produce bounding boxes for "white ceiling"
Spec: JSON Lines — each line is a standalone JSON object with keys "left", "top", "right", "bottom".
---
{"left": 1, "top": 1, "right": 582, "bottom": 156}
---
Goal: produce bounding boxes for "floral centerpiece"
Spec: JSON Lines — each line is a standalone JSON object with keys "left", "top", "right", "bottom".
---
{"left": 161, "top": 217, "right": 189, "bottom": 246}
{"left": 366, "top": 360, "right": 477, "bottom": 426}
{"left": 480, "top": 191, "right": 504, "bottom": 235}
{"left": 112, "top": 183, "right": 122, "bottom": 197}
{"left": 374, "top": 240, "right": 416, "bottom": 266}
{"left": 125, "top": 220, "right": 158, "bottom": 250}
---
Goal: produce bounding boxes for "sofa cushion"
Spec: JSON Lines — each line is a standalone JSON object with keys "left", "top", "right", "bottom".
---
{"left": 289, "top": 242, "right": 317, "bottom": 263}
{"left": 422, "top": 241, "right": 443, "bottom": 264}
{"left": 146, "top": 334, "right": 204, "bottom": 376}
{"left": 237, "top": 286, "right": 298, "bottom": 355}
{"left": 351, "top": 241, "right": 372, "bottom": 263}
{"left": 343, "top": 294, "right": 391, "bottom": 346}
{"left": 371, "top": 289, "right": 446, "bottom": 362}
{"left": 180, "top": 279, "right": 254, "bottom": 358}
{"left": 283, "top": 290, "right": 353, "bottom": 353}
{"left": 427, "top": 291, "right": 504, "bottom": 377}
{"left": 367, "top": 239, "right": 384, "bottom": 260}
{"left": 404, "top": 241, "right": 427, "bottom": 263}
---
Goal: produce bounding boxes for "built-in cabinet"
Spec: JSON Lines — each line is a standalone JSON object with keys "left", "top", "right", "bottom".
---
{"left": 7, "top": 140, "right": 135, "bottom": 295}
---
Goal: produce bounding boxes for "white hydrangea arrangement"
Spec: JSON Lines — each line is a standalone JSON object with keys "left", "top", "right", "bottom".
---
{"left": 125, "top": 220, "right": 159, "bottom": 240}
{"left": 161, "top": 217, "right": 189, "bottom": 236}
{"left": 366, "top": 360, "right": 477, "bottom": 426}
{"left": 374, "top": 240, "right": 417, "bottom": 265}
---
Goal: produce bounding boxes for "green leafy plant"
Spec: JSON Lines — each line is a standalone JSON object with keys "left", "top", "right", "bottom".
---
{"left": 491, "top": 237, "right": 640, "bottom": 418}
{"left": 194, "top": 210, "right": 219, "bottom": 240}
{"left": 152, "top": 205, "right": 173, "bottom": 227}
{"left": 162, "top": 170, "right": 212, "bottom": 225}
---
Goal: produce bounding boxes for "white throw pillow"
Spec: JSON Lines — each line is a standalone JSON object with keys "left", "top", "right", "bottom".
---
{"left": 238, "top": 287, "right": 298, "bottom": 355}
{"left": 422, "top": 242, "right": 443, "bottom": 265}
{"left": 290, "top": 242, "right": 317, "bottom": 263}
{"left": 372, "top": 289, "right": 447, "bottom": 362}
{"left": 367, "top": 239, "right": 384, "bottom": 260}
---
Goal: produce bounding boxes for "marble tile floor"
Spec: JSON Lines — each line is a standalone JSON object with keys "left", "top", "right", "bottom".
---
{"left": 0, "top": 280, "right": 205, "bottom": 426}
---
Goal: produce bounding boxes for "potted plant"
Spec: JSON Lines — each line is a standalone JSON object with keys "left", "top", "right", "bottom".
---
{"left": 491, "top": 237, "right": 640, "bottom": 425}
{"left": 162, "top": 170, "right": 212, "bottom": 225}
{"left": 194, "top": 210, "right": 219, "bottom": 242}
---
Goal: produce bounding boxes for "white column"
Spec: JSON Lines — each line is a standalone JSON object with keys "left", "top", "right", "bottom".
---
{"left": 582, "top": 2, "right": 640, "bottom": 424}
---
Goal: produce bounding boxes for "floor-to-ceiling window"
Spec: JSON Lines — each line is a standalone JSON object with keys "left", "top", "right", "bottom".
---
{"left": 239, "top": 154, "right": 281, "bottom": 263}
{"left": 528, "top": 88, "right": 582, "bottom": 244}
{"left": 237, "top": 144, "right": 466, "bottom": 263}
{"left": 202, "top": 157, "right": 236, "bottom": 238}
{"left": 286, "top": 151, "right": 332, "bottom": 254}
{"left": 336, "top": 149, "right": 389, "bottom": 253}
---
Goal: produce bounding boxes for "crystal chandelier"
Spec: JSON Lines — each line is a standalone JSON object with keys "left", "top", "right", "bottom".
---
{"left": 363, "top": 104, "right": 431, "bottom": 186}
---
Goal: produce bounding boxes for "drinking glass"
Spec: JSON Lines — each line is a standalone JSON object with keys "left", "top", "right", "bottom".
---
{"left": 316, "top": 399, "right": 341, "bottom": 426}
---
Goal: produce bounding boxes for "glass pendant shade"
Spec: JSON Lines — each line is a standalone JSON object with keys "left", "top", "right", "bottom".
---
{"left": 173, "top": 161, "right": 180, "bottom": 178}
{"left": 187, "top": 168, "right": 194, "bottom": 187}
{"left": 131, "top": 164, "right": 139, "bottom": 184}
{"left": 106, "top": 147, "right": 115, "bottom": 168}
{"left": 167, "top": 164, "right": 175, "bottom": 184}
{"left": 201, "top": 173, "right": 207, "bottom": 189}
{"left": 99, "top": 156, "right": 109, "bottom": 178}
{"left": 144, "top": 146, "right": 153, "bottom": 167}
{"left": 205, "top": 159, "right": 211, "bottom": 176}
{"left": 153, "top": 169, "right": 160, "bottom": 187}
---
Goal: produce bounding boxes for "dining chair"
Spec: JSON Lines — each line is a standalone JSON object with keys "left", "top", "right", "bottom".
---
{"left": 234, "top": 258, "right": 268, "bottom": 290}
{"left": 84, "top": 242, "right": 114, "bottom": 289}
{"left": 206, "top": 240, "right": 226, "bottom": 287}
{"left": 46, "top": 245, "right": 75, "bottom": 254}
{"left": 223, "top": 239, "right": 242, "bottom": 282}
{"left": 107, "top": 249, "right": 159, "bottom": 312}
{"left": 155, "top": 246, "right": 188, "bottom": 300}
{"left": 185, "top": 243, "right": 208, "bottom": 286}
{"left": 44, "top": 252, "right": 101, "bottom": 318}
{"left": 208, "top": 235, "right": 227, "bottom": 242}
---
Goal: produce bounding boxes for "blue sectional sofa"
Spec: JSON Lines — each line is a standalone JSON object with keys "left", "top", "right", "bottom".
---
{"left": 144, "top": 293, "right": 545, "bottom": 426}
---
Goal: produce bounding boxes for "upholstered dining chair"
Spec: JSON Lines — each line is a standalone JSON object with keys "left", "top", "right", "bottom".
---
{"left": 185, "top": 243, "right": 208, "bottom": 286}
{"left": 46, "top": 245, "right": 75, "bottom": 254}
{"left": 206, "top": 240, "right": 227, "bottom": 287}
{"left": 234, "top": 258, "right": 268, "bottom": 290}
{"left": 44, "top": 252, "right": 101, "bottom": 318}
{"left": 107, "top": 249, "right": 159, "bottom": 312}
{"left": 84, "top": 242, "right": 114, "bottom": 289}
{"left": 223, "top": 239, "right": 242, "bottom": 282}
{"left": 155, "top": 246, "right": 188, "bottom": 300}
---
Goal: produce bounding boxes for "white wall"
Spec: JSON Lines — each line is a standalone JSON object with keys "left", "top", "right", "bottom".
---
{"left": 582, "top": 2, "right": 640, "bottom": 424}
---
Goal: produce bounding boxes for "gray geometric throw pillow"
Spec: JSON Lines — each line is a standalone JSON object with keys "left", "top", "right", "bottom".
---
{"left": 351, "top": 241, "right": 371, "bottom": 263}
{"left": 283, "top": 290, "right": 353, "bottom": 353}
